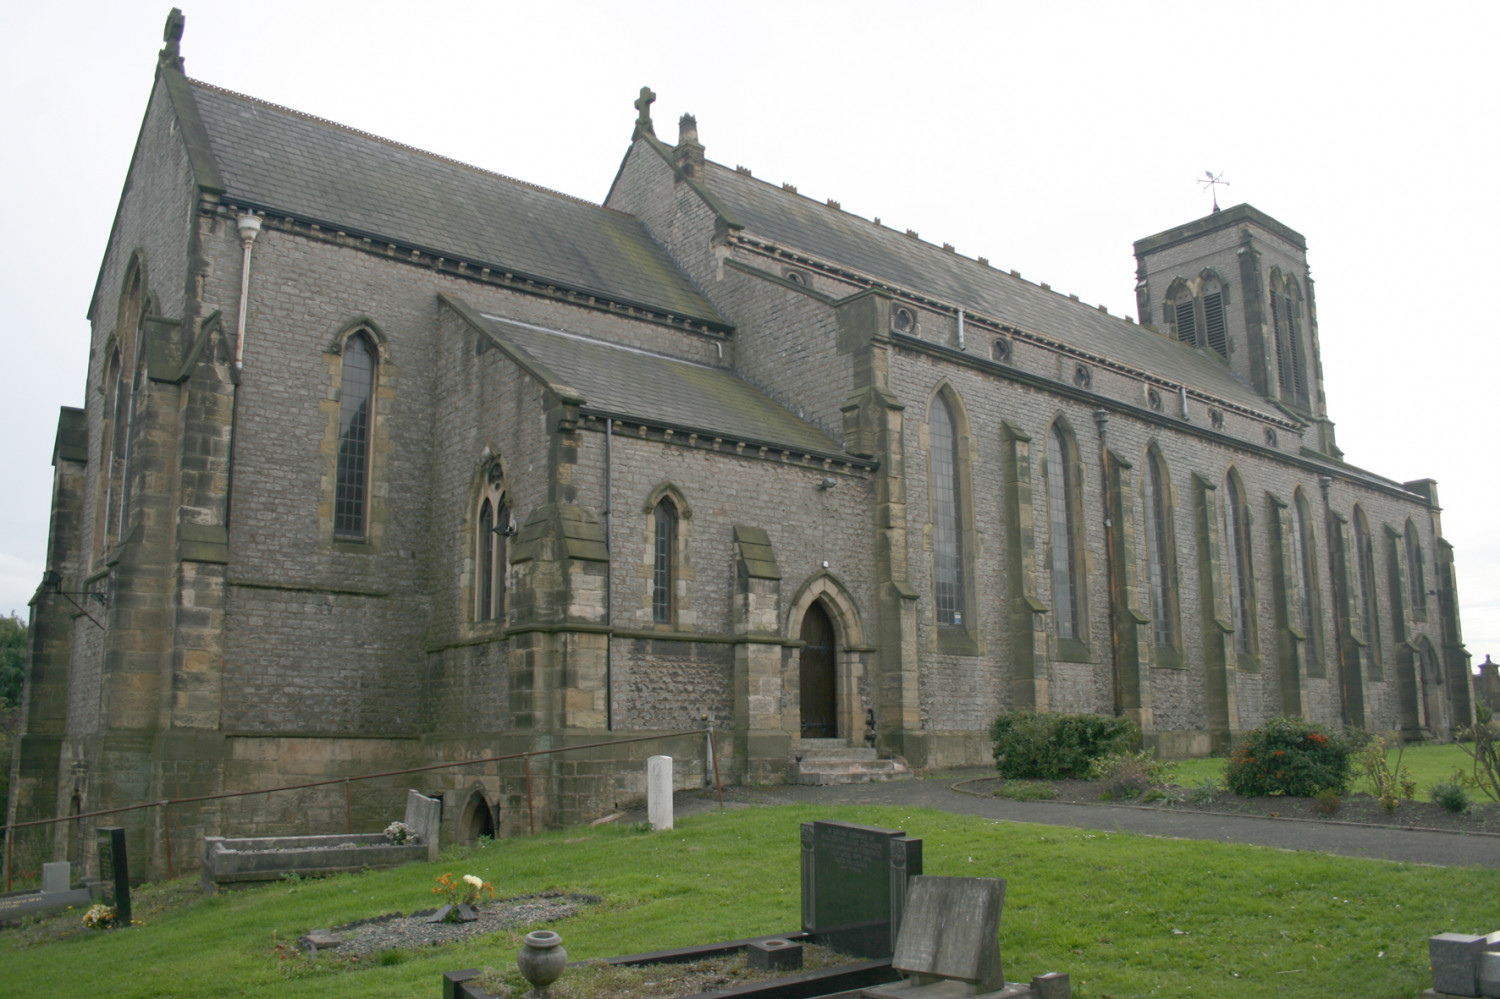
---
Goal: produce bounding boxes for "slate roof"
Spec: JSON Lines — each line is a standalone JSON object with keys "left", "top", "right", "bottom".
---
{"left": 471, "top": 311, "right": 844, "bottom": 457}
{"left": 185, "top": 81, "right": 725, "bottom": 327}
{"left": 700, "top": 161, "right": 1275, "bottom": 416}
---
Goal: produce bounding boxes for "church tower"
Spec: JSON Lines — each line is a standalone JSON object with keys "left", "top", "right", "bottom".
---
{"left": 1133, "top": 205, "right": 1339, "bottom": 458}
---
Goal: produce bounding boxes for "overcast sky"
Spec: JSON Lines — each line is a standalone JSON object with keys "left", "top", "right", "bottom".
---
{"left": 2, "top": 1, "right": 1496, "bottom": 667}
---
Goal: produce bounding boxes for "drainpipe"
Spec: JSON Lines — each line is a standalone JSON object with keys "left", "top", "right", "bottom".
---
{"left": 957, "top": 308, "right": 966, "bottom": 350}
{"left": 225, "top": 212, "right": 261, "bottom": 528}
{"left": 233, "top": 213, "right": 261, "bottom": 372}
{"left": 604, "top": 417, "right": 614, "bottom": 731}
{"left": 1094, "top": 409, "right": 1122, "bottom": 717}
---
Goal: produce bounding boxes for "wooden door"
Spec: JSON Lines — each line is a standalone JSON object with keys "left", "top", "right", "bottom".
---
{"left": 800, "top": 603, "right": 837, "bottom": 738}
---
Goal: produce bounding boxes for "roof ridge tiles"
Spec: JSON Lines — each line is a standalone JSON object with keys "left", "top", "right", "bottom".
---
{"left": 186, "top": 78, "right": 621, "bottom": 214}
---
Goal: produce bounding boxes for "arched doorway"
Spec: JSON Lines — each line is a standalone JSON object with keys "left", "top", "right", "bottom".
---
{"left": 1421, "top": 641, "right": 1450, "bottom": 739}
{"left": 460, "top": 789, "right": 495, "bottom": 842}
{"left": 800, "top": 602, "right": 837, "bottom": 738}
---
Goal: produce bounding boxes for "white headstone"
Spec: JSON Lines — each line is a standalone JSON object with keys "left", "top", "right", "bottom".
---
{"left": 42, "top": 862, "right": 70, "bottom": 895}
{"left": 647, "top": 755, "right": 674, "bottom": 831}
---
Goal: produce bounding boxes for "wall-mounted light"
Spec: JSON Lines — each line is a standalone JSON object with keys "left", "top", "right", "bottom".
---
{"left": 818, "top": 477, "right": 836, "bottom": 490}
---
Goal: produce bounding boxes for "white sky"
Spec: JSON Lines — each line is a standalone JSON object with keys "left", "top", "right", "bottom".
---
{"left": 2, "top": 0, "right": 1496, "bottom": 668}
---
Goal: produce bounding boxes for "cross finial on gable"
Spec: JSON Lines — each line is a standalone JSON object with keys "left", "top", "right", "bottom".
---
{"left": 159, "top": 8, "right": 185, "bottom": 71}
{"left": 634, "top": 86, "right": 657, "bottom": 138}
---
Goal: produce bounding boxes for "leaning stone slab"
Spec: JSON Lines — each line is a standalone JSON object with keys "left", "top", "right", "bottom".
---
{"left": 891, "top": 876, "right": 1006, "bottom": 992}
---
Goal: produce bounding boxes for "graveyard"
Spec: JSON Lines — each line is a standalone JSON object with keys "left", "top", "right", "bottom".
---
{"left": 2, "top": 799, "right": 1499, "bottom": 998}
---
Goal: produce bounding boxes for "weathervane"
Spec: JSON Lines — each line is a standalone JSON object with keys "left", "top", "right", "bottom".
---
{"left": 1199, "top": 171, "right": 1229, "bottom": 213}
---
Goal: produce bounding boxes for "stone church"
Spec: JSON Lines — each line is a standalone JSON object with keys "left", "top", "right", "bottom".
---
{"left": 7, "top": 11, "right": 1472, "bottom": 877}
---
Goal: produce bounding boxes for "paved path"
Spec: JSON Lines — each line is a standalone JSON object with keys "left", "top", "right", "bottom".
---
{"left": 661, "top": 776, "right": 1500, "bottom": 868}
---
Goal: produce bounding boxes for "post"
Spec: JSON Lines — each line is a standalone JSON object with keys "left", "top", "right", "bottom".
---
{"left": 647, "top": 755, "right": 673, "bottom": 831}
{"left": 523, "top": 754, "right": 535, "bottom": 836}
{"left": 707, "top": 730, "right": 723, "bottom": 808}
{"left": 344, "top": 779, "right": 353, "bottom": 834}
{"left": 161, "top": 803, "right": 174, "bottom": 879}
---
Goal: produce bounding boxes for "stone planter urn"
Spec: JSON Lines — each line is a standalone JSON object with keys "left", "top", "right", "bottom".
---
{"left": 517, "top": 929, "right": 567, "bottom": 997}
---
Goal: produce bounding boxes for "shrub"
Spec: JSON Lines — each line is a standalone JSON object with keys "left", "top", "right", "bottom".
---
{"left": 1312, "top": 789, "right": 1343, "bottom": 816}
{"left": 1087, "top": 750, "right": 1177, "bottom": 786}
{"left": 1223, "top": 716, "right": 1351, "bottom": 797}
{"left": 990, "top": 711, "right": 1140, "bottom": 780}
{"left": 1429, "top": 780, "right": 1471, "bottom": 814}
{"left": 1189, "top": 779, "right": 1222, "bottom": 805}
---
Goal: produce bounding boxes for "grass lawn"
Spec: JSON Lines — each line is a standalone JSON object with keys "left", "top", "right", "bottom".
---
{"left": 1168, "top": 741, "right": 1484, "bottom": 802}
{"left": 3, "top": 803, "right": 1497, "bottom": 999}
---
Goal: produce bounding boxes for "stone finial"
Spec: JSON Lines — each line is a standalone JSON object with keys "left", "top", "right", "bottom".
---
{"left": 159, "top": 8, "right": 185, "bottom": 71}
{"left": 633, "top": 86, "right": 656, "bottom": 138}
{"left": 675, "top": 113, "right": 705, "bottom": 178}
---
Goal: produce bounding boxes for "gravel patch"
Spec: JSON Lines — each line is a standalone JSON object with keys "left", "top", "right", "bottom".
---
{"left": 301, "top": 891, "right": 599, "bottom": 959}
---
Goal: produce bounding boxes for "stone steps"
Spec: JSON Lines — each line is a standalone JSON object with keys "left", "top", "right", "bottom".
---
{"left": 788, "top": 741, "right": 914, "bottom": 785}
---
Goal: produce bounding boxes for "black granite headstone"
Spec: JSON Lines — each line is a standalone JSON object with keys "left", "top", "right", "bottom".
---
{"left": 96, "top": 826, "right": 132, "bottom": 926}
{"left": 800, "top": 820, "right": 921, "bottom": 958}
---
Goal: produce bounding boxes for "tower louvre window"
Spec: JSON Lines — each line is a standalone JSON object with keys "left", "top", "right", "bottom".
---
{"left": 1271, "top": 291, "right": 1292, "bottom": 393}
{"left": 1174, "top": 299, "right": 1198, "bottom": 347}
{"left": 1203, "top": 290, "right": 1227, "bottom": 358}
{"left": 1285, "top": 295, "right": 1308, "bottom": 403}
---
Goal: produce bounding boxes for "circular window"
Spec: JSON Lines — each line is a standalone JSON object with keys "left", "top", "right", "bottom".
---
{"left": 992, "top": 338, "right": 1012, "bottom": 363}
{"left": 892, "top": 307, "right": 916, "bottom": 334}
{"left": 1073, "top": 363, "right": 1092, "bottom": 389}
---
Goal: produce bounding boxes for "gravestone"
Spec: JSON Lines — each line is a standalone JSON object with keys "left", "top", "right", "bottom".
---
{"left": 96, "top": 826, "right": 132, "bottom": 926}
{"left": 648, "top": 756, "right": 673, "bottom": 831}
{"left": 42, "top": 862, "right": 71, "bottom": 894}
{"left": 801, "top": 820, "right": 922, "bottom": 958}
{"left": 405, "top": 789, "right": 443, "bottom": 862}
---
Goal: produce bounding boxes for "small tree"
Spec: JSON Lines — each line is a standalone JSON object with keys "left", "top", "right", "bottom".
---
{"left": 0, "top": 612, "right": 25, "bottom": 710}
{"left": 1458, "top": 705, "right": 1500, "bottom": 802}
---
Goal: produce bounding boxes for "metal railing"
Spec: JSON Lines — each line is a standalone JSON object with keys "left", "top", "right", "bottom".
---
{"left": 3, "top": 728, "right": 722, "bottom": 891}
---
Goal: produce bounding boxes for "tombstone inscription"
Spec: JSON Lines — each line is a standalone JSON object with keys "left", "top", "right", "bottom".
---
{"left": 96, "top": 826, "right": 132, "bottom": 926}
{"left": 801, "top": 820, "right": 922, "bottom": 958}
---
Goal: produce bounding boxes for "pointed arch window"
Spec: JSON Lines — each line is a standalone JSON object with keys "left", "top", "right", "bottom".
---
{"left": 1405, "top": 519, "right": 1427, "bottom": 615}
{"left": 1143, "top": 448, "right": 1176, "bottom": 650}
{"left": 1354, "top": 507, "right": 1379, "bottom": 654}
{"left": 1223, "top": 474, "right": 1255, "bottom": 655}
{"left": 652, "top": 497, "right": 677, "bottom": 625}
{"left": 334, "top": 332, "right": 376, "bottom": 537}
{"left": 1293, "top": 490, "right": 1323, "bottom": 665}
{"left": 476, "top": 463, "right": 509, "bottom": 623}
{"left": 929, "top": 394, "right": 964, "bottom": 626}
{"left": 1046, "top": 423, "right": 1083, "bottom": 640}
